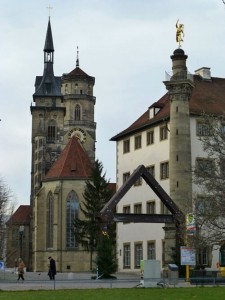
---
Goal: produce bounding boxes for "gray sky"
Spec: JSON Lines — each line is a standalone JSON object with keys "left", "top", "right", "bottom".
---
{"left": 0, "top": 0, "right": 224, "bottom": 207}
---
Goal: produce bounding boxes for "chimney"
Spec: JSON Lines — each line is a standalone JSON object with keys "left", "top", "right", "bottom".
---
{"left": 195, "top": 67, "right": 211, "bottom": 80}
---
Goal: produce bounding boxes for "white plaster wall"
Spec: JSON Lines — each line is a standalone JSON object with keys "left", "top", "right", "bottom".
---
{"left": 116, "top": 123, "right": 170, "bottom": 272}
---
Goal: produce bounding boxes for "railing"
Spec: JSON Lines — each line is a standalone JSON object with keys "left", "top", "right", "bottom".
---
{"left": 165, "top": 70, "right": 193, "bottom": 82}
{"left": 1, "top": 270, "right": 225, "bottom": 290}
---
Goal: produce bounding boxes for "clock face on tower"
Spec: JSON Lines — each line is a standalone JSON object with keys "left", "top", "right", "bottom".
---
{"left": 67, "top": 127, "right": 87, "bottom": 143}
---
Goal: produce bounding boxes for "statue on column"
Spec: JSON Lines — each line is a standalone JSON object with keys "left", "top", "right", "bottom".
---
{"left": 176, "top": 19, "right": 184, "bottom": 48}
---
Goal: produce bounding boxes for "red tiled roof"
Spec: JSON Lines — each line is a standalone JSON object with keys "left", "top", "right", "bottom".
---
{"left": 111, "top": 75, "right": 225, "bottom": 140}
{"left": 44, "top": 136, "right": 93, "bottom": 181}
{"left": 68, "top": 67, "right": 90, "bottom": 77}
{"left": 6, "top": 205, "right": 31, "bottom": 225}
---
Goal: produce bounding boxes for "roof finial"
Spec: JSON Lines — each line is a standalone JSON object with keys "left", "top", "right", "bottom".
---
{"left": 76, "top": 46, "right": 79, "bottom": 67}
{"left": 46, "top": 5, "right": 53, "bottom": 18}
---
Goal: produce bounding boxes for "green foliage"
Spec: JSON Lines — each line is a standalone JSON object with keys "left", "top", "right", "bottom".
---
{"left": 74, "top": 159, "right": 116, "bottom": 273}
{"left": 96, "top": 225, "right": 117, "bottom": 277}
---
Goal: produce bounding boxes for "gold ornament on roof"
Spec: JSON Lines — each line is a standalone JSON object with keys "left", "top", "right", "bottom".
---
{"left": 176, "top": 19, "right": 184, "bottom": 48}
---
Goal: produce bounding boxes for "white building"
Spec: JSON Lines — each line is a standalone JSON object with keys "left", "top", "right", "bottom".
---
{"left": 111, "top": 48, "right": 225, "bottom": 272}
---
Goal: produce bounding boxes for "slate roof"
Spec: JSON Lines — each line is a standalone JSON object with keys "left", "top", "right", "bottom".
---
{"left": 44, "top": 136, "right": 93, "bottom": 181}
{"left": 6, "top": 205, "right": 31, "bottom": 225}
{"left": 44, "top": 18, "right": 54, "bottom": 52}
{"left": 111, "top": 75, "right": 225, "bottom": 141}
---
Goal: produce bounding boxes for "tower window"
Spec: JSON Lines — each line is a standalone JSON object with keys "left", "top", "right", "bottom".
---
{"left": 47, "top": 125, "right": 56, "bottom": 142}
{"left": 74, "top": 104, "right": 81, "bottom": 121}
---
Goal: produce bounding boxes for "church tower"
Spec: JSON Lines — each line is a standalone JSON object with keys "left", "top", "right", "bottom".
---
{"left": 30, "top": 19, "right": 96, "bottom": 272}
{"left": 30, "top": 18, "right": 64, "bottom": 201}
{"left": 61, "top": 47, "right": 96, "bottom": 163}
{"left": 30, "top": 19, "right": 96, "bottom": 203}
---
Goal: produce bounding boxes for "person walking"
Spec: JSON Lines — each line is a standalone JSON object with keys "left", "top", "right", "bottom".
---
{"left": 48, "top": 256, "right": 56, "bottom": 280}
{"left": 17, "top": 258, "right": 25, "bottom": 281}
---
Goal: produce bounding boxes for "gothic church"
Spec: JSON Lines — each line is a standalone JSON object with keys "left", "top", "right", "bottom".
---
{"left": 30, "top": 18, "right": 96, "bottom": 272}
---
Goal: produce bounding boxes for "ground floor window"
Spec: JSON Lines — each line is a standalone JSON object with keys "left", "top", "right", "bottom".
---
{"left": 198, "top": 247, "right": 209, "bottom": 266}
{"left": 134, "top": 243, "right": 143, "bottom": 268}
{"left": 147, "top": 241, "right": 156, "bottom": 260}
{"left": 123, "top": 244, "right": 131, "bottom": 268}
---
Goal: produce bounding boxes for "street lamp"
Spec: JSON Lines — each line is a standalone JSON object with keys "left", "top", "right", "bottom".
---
{"left": 19, "top": 225, "right": 24, "bottom": 259}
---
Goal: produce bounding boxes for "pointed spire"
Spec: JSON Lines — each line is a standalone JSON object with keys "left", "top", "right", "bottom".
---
{"left": 44, "top": 18, "right": 54, "bottom": 52}
{"left": 33, "top": 18, "right": 62, "bottom": 98}
{"left": 76, "top": 46, "right": 79, "bottom": 67}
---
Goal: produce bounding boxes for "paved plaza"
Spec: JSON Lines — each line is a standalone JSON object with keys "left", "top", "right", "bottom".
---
{"left": 0, "top": 270, "right": 141, "bottom": 291}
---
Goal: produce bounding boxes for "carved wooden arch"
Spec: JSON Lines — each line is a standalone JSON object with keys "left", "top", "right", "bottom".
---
{"left": 99, "top": 164, "right": 184, "bottom": 225}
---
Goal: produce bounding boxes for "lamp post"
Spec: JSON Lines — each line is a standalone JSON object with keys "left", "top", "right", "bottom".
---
{"left": 19, "top": 225, "right": 24, "bottom": 259}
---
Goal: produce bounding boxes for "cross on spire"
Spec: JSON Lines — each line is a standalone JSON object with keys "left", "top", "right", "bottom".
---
{"left": 46, "top": 5, "right": 53, "bottom": 17}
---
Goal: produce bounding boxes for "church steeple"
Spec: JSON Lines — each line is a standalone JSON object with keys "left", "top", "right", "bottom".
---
{"left": 33, "top": 18, "right": 62, "bottom": 98}
{"left": 44, "top": 18, "right": 54, "bottom": 64}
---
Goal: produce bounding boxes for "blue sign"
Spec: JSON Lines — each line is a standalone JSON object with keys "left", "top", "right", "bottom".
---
{"left": 0, "top": 261, "right": 5, "bottom": 270}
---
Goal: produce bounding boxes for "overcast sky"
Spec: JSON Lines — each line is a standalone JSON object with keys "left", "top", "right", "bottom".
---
{"left": 0, "top": 0, "right": 225, "bottom": 207}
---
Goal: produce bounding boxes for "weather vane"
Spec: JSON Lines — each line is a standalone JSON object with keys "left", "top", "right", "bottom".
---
{"left": 47, "top": 5, "right": 53, "bottom": 17}
{"left": 176, "top": 19, "right": 184, "bottom": 48}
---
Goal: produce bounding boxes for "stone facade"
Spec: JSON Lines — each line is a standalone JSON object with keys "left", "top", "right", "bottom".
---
{"left": 30, "top": 19, "right": 96, "bottom": 272}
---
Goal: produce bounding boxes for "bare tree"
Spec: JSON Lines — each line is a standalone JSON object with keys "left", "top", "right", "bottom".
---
{"left": 192, "top": 113, "right": 225, "bottom": 250}
{"left": 0, "top": 177, "right": 16, "bottom": 259}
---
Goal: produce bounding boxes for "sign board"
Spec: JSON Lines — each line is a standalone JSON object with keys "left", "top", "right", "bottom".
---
{"left": 186, "top": 213, "right": 196, "bottom": 236}
{"left": 0, "top": 261, "right": 4, "bottom": 270}
{"left": 180, "top": 246, "right": 196, "bottom": 266}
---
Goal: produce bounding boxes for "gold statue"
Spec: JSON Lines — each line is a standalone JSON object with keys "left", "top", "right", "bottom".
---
{"left": 176, "top": 19, "right": 184, "bottom": 48}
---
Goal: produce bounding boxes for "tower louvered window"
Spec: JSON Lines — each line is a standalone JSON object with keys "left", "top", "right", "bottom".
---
{"left": 74, "top": 104, "right": 81, "bottom": 121}
{"left": 47, "top": 120, "right": 56, "bottom": 142}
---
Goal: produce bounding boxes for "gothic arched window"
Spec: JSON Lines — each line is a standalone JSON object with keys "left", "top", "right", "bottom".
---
{"left": 66, "top": 190, "right": 79, "bottom": 248}
{"left": 74, "top": 104, "right": 81, "bottom": 121}
{"left": 47, "top": 192, "right": 54, "bottom": 248}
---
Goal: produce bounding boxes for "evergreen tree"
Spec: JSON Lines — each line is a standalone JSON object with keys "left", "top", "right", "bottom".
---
{"left": 74, "top": 159, "right": 117, "bottom": 273}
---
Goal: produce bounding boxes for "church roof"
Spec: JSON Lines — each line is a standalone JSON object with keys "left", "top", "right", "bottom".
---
{"left": 111, "top": 75, "right": 225, "bottom": 141}
{"left": 6, "top": 205, "right": 31, "bottom": 225}
{"left": 68, "top": 66, "right": 90, "bottom": 77}
{"left": 44, "top": 137, "right": 93, "bottom": 181}
{"left": 62, "top": 67, "right": 95, "bottom": 84}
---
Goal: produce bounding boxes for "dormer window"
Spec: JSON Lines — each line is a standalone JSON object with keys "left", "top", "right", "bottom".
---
{"left": 149, "top": 103, "right": 163, "bottom": 119}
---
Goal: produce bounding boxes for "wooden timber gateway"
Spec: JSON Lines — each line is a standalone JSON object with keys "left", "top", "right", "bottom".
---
{"left": 99, "top": 164, "right": 184, "bottom": 228}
